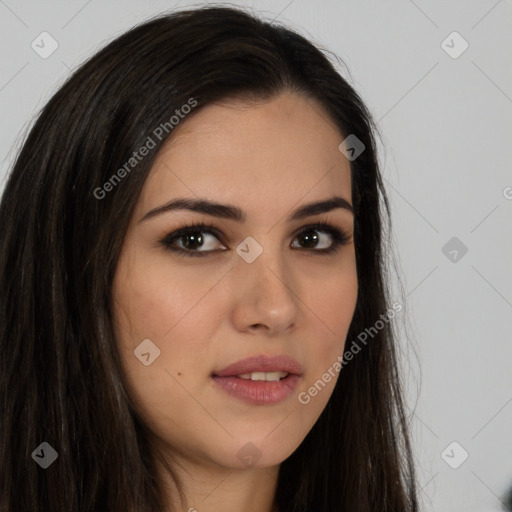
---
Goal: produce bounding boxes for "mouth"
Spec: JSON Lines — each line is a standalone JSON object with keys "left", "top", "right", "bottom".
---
{"left": 228, "top": 370, "right": 291, "bottom": 381}
{"left": 210, "top": 354, "right": 303, "bottom": 405}
{"left": 212, "top": 354, "right": 303, "bottom": 378}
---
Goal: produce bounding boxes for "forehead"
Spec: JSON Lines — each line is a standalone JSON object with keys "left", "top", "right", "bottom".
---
{"left": 136, "top": 91, "right": 352, "bottom": 221}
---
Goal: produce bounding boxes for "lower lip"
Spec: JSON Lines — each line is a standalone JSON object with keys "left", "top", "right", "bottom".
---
{"left": 211, "top": 374, "right": 301, "bottom": 405}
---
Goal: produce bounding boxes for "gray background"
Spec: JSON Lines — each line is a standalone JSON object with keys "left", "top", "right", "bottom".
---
{"left": 1, "top": 1, "right": 511, "bottom": 510}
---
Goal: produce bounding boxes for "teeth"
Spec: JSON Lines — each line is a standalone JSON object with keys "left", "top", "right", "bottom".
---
{"left": 237, "top": 371, "right": 289, "bottom": 381}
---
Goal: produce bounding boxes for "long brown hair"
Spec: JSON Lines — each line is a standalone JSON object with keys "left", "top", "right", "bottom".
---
{"left": 0, "top": 5, "right": 418, "bottom": 511}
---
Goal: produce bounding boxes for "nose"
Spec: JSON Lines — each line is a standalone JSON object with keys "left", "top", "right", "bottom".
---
{"left": 229, "top": 241, "right": 302, "bottom": 336}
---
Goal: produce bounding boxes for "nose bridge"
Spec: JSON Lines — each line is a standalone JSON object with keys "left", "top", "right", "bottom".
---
{"left": 236, "top": 233, "right": 289, "bottom": 287}
{"left": 232, "top": 233, "right": 300, "bottom": 329}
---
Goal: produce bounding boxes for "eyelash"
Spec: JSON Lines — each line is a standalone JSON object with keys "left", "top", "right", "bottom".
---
{"left": 158, "top": 220, "right": 351, "bottom": 258}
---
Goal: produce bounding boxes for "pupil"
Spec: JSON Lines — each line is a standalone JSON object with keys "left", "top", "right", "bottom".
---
{"left": 301, "top": 230, "right": 318, "bottom": 248}
{"left": 183, "top": 232, "right": 203, "bottom": 250}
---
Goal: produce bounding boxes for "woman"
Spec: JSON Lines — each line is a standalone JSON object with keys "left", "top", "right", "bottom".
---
{"left": 0, "top": 5, "right": 418, "bottom": 511}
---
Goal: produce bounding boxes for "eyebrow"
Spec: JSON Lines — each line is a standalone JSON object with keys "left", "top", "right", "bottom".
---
{"left": 139, "top": 195, "right": 353, "bottom": 224}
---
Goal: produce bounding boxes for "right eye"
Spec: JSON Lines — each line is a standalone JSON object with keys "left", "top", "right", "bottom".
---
{"left": 158, "top": 222, "right": 227, "bottom": 257}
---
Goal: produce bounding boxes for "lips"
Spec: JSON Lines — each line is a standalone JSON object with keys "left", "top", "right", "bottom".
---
{"left": 212, "top": 354, "right": 303, "bottom": 378}
{"left": 210, "top": 354, "right": 303, "bottom": 405}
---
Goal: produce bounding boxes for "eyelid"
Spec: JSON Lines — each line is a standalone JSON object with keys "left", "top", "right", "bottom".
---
{"left": 158, "top": 220, "right": 225, "bottom": 249}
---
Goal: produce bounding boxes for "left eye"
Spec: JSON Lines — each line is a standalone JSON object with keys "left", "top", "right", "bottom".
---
{"left": 159, "top": 222, "right": 350, "bottom": 257}
{"left": 171, "top": 230, "right": 223, "bottom": 253}
{"left": 291, "top": 227, "right": 336, "bottom": 250}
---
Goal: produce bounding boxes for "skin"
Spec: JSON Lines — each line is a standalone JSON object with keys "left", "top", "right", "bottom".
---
{"left": 112, "top": 90, "right": 358, "bottom": 512}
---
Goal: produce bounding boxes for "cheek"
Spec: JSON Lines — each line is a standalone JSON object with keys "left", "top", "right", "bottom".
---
{"left": 111, "top": 249, "right": 232, "bottom": 414}
{"left": 301, "top": 254, "right": 358, "bottom": 341}
{"left": 311, "top": 273, "right": 357, "bottom": 330}
{"left": 111, "top": 251, "right": 225, "bottom": 430}
{"left": 112, "top": 248, "right": 227, "bottom": 345}
{"left": 297, "top": 262, "right": 357, "bottom": 404}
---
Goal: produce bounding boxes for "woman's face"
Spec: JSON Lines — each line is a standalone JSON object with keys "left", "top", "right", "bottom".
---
{"left": 112, "top": 90, "right": 358, "bottom": 472}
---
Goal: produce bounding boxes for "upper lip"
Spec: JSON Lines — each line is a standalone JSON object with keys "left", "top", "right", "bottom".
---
{"left": 212, "top": 354, "right": 303, "bottom": 377}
